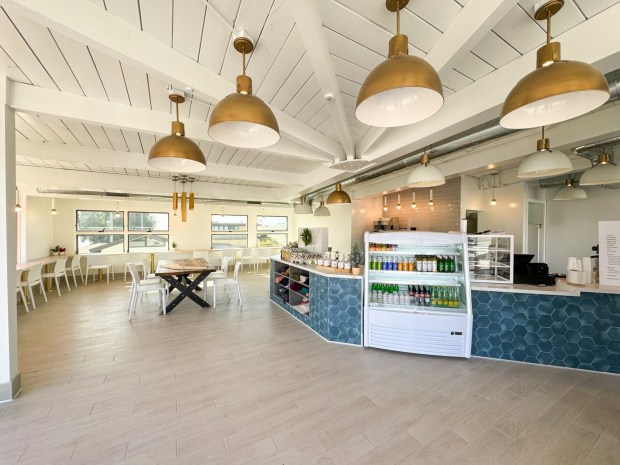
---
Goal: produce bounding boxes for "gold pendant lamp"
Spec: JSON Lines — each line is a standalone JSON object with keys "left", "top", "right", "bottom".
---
{"left": 172, "top": 175, "right": 179, "bottom": 212}
{"left": 180, "top": 177, "right": 187, "bottom": 223}
{"left": 326, "top": 183, "right": 351, "bottom": 204}
{"left": 500, "top": 0, "right": 609, "bottom": 129}
{"left": 355, "top": 0, "right": 443, "bottom": 127}
{"left": 208, "top": 33, "right": 280, "bottom": 148}
{"left": 189, "top": 177, "right": 195, "bottom": 210}
{"left": 149, "top": 93, "right": 206, "bottom": 173}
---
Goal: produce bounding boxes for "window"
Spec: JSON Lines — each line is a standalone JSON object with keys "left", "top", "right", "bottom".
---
{"left": 211, "top": 234, "right": 248, "bottom": 249}
{"left": 256, "top": 233, "right": 288, "bottom": 247}
{"left": 211, "top": 215, "right": 248, "bottom": 232}
{"left": 128, "top": 212, "right": 169, "bottom": 231}
{"left": 76, "top": 210, "right": 124, "bottom": 231}
{"left": 76, "top": 234, "right": 124, "bottom": 254}
{"left": 257, "top": 215, "right": 288, "bottom": 231}
{"left": 128, "top": 234, "right": 169, "bottom": 252}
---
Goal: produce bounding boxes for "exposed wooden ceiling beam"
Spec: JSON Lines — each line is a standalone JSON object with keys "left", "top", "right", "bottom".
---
{"left": 3, "top": 0, "right": 345, "bottom": 160}
{"left": 15, "top": 139, "right": 307, "bottom": 186}
{"left": 9, "top": 82, "right": 334, "bottom": 163}
{"left": 288, "top": 0, "right": 355, "bottom": 159}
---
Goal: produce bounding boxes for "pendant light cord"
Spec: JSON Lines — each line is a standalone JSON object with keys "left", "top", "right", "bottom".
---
{"left": 546, "top": 12, "right": 551, "bottom": 45}
{"left": 175, "top": 99, "right": 179, "bottom": 123}
{"left": 242, "top": 44, "right": 247, "bottom": 76}
{"left": 396, "top": 1, "right": 400, "bottom": 35}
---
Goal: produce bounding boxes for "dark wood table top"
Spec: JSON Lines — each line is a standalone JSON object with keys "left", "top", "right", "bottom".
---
{"left": 155, "top": 258, "right": 217, "bottom": 277}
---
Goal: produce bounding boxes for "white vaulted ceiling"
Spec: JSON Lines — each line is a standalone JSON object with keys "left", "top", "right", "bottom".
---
{"left": 2, "top": 0, "right": 620, "bottom": 202}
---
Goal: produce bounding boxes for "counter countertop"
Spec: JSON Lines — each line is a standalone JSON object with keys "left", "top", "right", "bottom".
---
{"left": 472, "top": 279, "right": 620, "bottom": 297}
{"left": 272, "top": 258, "right": 364, "bottom": 280}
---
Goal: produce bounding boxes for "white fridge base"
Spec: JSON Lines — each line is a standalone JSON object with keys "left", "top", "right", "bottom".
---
{"left": 366, "top": 309, "right": 473, "bottom": 358}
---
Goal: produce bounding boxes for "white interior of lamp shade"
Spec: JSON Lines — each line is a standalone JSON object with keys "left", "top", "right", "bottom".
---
{"left": 209, "top": 121, "right": 280, "bottom": 148}
{"left": 500, "top": 89, "right": 609, "bottom": 129}
{"left": 147, "top": 156, "right": 206, "bottom": 173}
{"left": 356, "top": 86, "right": 443, "bottom": 127}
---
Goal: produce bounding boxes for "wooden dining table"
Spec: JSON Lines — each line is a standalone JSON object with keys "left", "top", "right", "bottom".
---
{"left": 155, "top": 258, "right": 217, "bottom": 313}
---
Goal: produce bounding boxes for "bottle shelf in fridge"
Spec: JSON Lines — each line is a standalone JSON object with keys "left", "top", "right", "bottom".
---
{"left": 364, "top": 231, "right": 473, "bottom": 358}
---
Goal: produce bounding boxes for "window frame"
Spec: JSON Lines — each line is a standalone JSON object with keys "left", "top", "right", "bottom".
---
{"left": 211, "top": 214, "right": 249, "bottom": 232}
{"left": 75, "top": 209, "right": 125, "bottom": 232}
{"left": 127, "top": 211, "right": 170, "bottom": 232}
{"left": 75, "top": 234, "right": 125, "bottom": 254}
{"left": 256, "top": 215, "right": 288, "bottom": 232}
{"left": 211, "top": 233, "right": 248, "bottom": 249}
{"left": 256, "top": 233, "right": 288, "bottom": 248}
{"left": 127, "top": 233, "right": 170, "bottom": 252}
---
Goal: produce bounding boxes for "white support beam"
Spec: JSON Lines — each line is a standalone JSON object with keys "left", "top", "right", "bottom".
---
{"left": 15, "top": 140, "right": 307, "bottom": 186}
{"left": 288, "top": 0, "right": 354, "bottom": 159}
{"left": 3, "top": 0, "right": 345, "bottom": 160}
{"left": 9, "top": 82, "right": 334, "bottom": 163}
{"left": 17, "top": 165, "right": 285, "bottom": 202}
{"left": 364, "top": 4, "right": 620, "bottom": 163}
{"left": 356, "top": 0, "right": 520, "bottom": 157}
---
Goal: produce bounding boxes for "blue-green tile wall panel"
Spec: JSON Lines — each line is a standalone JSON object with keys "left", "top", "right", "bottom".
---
{"left": 472, "top": 290, "right": 620, "bottom": 374}
{"left": 327, "top": 277, "right": 362, "bottom": 345}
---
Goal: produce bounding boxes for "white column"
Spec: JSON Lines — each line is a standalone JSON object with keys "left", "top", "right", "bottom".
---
{"left": 0, "top": 75, "right": 19, "bottom": 401}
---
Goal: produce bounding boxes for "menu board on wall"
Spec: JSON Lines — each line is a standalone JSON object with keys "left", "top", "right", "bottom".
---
{"left": 599, "top": 221, "right": 620, "bottom": 286}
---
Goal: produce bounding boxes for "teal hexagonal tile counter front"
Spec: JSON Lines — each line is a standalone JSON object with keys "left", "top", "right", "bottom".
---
{"left": 471, "top": 290, "right": 620, "bottom": 374}
{"left": 270, "top": 259, "right": 363, "bottom": 345}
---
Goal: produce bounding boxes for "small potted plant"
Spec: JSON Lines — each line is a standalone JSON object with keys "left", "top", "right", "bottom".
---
{"left": 300, "top": 228, "right": 312, "bottom": 247}
{"left": 59, "top": 247, "right": 66, "bottom": 255}
{"left": 50, "top": 245, "right": 60, "bottom": 256}
{"left": 350, "top": 242, "right": 364, "bottom": 275}
{"left": 171, "top": 242, "right": 177, "bottom": 250}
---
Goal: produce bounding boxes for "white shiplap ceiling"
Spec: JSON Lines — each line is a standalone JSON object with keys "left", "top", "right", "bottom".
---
{"left": 2, "top": 0, "right": 620, "bottom": 202}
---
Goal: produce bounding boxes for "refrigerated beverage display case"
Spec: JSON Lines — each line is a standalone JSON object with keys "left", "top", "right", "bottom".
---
{"left": 364, "top": 231, "right": 473, "bottom": 358}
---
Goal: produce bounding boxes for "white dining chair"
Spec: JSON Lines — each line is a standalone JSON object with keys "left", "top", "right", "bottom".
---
{"left": 85, "top": 254, "right": 113, "bottom": 285}
{"left": 127, "top": 264, "right": 167, "bottom": 320}
{"left": 211, "top": 261, "right": 243, "bottom": 308}
{"left": 21, "top": 263, "right": 47, "bottom": 309}
{"left": 41, "top": 257, "right": 71, "bottom": 296}
{"left": 203, "top": 256, "right": 232, "bottom": 301}
{"left": 257, "top": 248, "right": 274, "bottom": 269}
{"left": 239, "top": 247, "right": 258, "bottom": 271}
{"left": 124, "top": 253, "right": 147, "bottom": 280}
{"left": 221, "top": 249, "right": 237, "bottom": 271}
{"left": 16, "top": 271, "right": 28, "bottom": 313}
{"left": 65, "top": 255, "right": 84, "bottom": 286}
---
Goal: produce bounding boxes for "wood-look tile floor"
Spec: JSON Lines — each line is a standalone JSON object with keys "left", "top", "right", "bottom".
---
{"left": 2, "top": 269, "right": 619, "bottom": 464}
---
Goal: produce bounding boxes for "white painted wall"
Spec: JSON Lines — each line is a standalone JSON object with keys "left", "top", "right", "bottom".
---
{"left": 478, "top": 183, "right": 525, "bottom": 253}
{"left": 460, "top": 175, "right": 485, "bottom": 218}
{"left": 24, "top": 196, "right": 293, "bottom": 271}
{"left": 545, "top": 185, "right": 620, "bottom": 273}
{"left": 25, "top": 196, "right": 54, "bottom": 261}
{"left": 295, "top": 203, "right": 352, "bottom": 253}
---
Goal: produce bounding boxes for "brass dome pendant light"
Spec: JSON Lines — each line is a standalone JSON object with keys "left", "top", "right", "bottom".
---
{"left": 500, "top": 0, "right": 609, "bottom": 129}
{"left": 326, "top": 183, "right": 352, "bottom": 204}
{"left": 209, "top": 33, "right": 280, "bottom": 148}
{"left": 406, "top": 151, "right": 445, "bottom": 187}
{"left": 149, "top": 93, "right": 206, "bottom": 173}
{"left": 355, "top": 0, "right": 443, "bottom": 127}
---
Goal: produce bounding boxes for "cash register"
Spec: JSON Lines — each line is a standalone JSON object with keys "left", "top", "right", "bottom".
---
{"left": 513, "top": 254, "right": 556, "bottom": 286}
